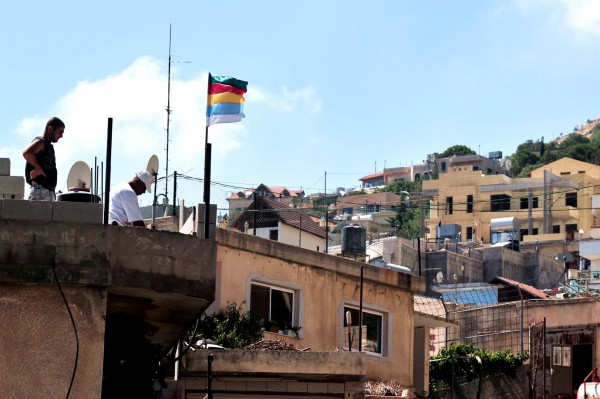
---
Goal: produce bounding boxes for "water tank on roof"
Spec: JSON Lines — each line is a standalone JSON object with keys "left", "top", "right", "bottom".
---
{"left": 341, "top": 225, "right": 366, "bottom": 256}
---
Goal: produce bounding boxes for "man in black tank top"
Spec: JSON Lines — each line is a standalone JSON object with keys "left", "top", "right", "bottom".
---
{"left": 22, "top": 117, "right": 65, "bottom": 201}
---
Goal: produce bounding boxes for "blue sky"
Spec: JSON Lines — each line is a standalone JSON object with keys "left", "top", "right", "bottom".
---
{"left": 1, "top": 0, "right": 599, "bottom": 209}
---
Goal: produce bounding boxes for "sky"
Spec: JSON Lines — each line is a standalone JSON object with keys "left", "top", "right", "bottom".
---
{"left": 1, "top": 0, "right": 599, "bottom": 211}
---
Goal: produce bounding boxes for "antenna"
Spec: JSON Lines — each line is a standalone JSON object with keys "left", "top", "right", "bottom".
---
{"left": 67, "top": 161, "right": 92, "bottom": 192}
{"left": 147, "top": 154, "right": 159, "bottom": 176}
{"left": 164, "top": 24, "right": 173, "bottom": 202}
{"left": 147, "top": 154, "right": 160, "bottom": 229}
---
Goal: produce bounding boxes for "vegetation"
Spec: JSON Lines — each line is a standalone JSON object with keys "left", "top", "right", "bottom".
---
{"left": 193, "top": 302, "right": 263, "bottom": 349}
{"left": 427, "top": 344, "right": 528, "bottom": 398}
{"left": 509, "top": 119, "right": 600, "bottom": 176}
{"left": 373, "top": 179, "right": 423, "bottom": 239}
{"left": 436, "top": 145, "right": 477, "bottom": 158}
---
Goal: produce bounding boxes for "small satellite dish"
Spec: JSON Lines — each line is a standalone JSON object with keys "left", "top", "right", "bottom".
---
{"left": 436, "top": 271, "right": 444, "bottom": 284}
{"left": 146, "top": 155, "right": 159, "bottom": 176}
{"left": 67, "top": 161, "right": 91, "bottom": 192}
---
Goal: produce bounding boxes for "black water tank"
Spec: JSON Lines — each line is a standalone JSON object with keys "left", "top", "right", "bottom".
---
{"left": 56, "top": 191, "right": 101, "bottom": 203}
{"left": 341, "top": 225, "right": 366, "bottom": 256}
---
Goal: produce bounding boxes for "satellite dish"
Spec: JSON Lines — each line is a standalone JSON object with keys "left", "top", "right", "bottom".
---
{"left": 146, "top": 155, "right": 159, "bottom": 176}
{"left": 67, "top": 161, "right": 91, "bottom": 192}
{"left": 436, "top": 271, "right": 444, "bottom": 284}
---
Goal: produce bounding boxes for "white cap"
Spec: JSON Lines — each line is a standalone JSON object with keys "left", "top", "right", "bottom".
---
{"left": 135, "top": 170, "right": 153, "bottom": 193}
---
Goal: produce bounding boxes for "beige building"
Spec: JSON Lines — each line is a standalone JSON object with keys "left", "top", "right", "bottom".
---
{"left": 198, "top": 229, "right": 434, "bottom": 395}
{"left": 422, "top": 157, "right": 600, "bottom": 245}
{"left": 359, "top": 163, "right": 432, "bottom": 189}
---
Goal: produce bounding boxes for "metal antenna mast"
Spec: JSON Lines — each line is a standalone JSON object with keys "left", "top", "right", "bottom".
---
{"left": 164, "top": 24, "right": 173, "bottom": 201}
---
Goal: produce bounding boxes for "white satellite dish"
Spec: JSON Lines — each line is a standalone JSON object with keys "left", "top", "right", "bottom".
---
{"left": 436, "top": 271, "right": 444, "bottom": 284}
{"left": 146, "top": 154, "right": 159, "bottom": 176}
{"left": 67, "top": 161, "right": 91, "bottom": 192}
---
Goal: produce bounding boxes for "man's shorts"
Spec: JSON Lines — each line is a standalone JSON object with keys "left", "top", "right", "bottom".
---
{"left": 29, "top": 184, "right": 56, "bottom": 201}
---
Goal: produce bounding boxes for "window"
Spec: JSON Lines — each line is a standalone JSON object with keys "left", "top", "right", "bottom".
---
{"left": 466, "top": 195, "right": 473, "bottom": 213}
{"left": 250, "top": 283, "right": 294, "bottom": 329}
{"left": 520, "top": 196, "right": 539, "bottom": 209}
{"left": 565, "top": 192, "right": 577, "bottom": 207}
{"left": 441, "top": 162, "right": 447, "bottom": 172}
{"left": 366, "top": 204, "right": 380, "bottom": 213}
{"left": 552, "top": 225, "right": 560, "bottom": 234}
{"left": 269, "top": 229, "right": 279, "bottom": 241}
{"left": 446, "top": 197, "right": 453, "bottom": 215}
{"left": 343, "top": 306, "right": 384, "bottom": 355}
{"left": 490, "top": 194, "right": 511, "bottom": 211}
{"left": 565, "top": 223, "right": 578, "bottom": 233}
{"left": 466, "top": 227, "right": 473, "bottom": 241}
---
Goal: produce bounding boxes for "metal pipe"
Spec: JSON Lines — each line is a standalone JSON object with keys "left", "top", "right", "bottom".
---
{"left": 103, "top": 118, "right": 113, "bottom": 224}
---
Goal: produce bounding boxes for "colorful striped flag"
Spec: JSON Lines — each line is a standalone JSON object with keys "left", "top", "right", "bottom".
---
{"left": 206, "top": 74, "right": 248, "bottom": 127}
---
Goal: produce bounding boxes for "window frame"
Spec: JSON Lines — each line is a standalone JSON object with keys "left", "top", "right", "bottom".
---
{"left": 565, "top": 192, "right": 577, "bottom": 207}
{"left": 342, "top": 303, "right": 387, "bottom": 357}
{"left": 490, "top": 194, "right": 511, "bottom": 211}
{"left": 250, "top": 281, "right": 297, "bottom": 333}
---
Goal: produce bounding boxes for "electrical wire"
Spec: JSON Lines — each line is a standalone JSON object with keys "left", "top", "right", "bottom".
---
{"left": 50, "top": 258, "right": 79, "bottom": 399}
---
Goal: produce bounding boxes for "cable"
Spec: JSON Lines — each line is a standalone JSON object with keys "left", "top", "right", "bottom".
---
{"left": 50, "top": 258, "right": 79, "bottom": 399}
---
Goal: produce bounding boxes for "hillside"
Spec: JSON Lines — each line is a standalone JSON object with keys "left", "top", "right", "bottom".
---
{"left": 554, "top": 118, "right": 600, "bottom": 145}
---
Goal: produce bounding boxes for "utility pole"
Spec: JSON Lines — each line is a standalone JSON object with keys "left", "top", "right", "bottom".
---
{"left": 165, "top": 24, "right": 173, "bottom": 201}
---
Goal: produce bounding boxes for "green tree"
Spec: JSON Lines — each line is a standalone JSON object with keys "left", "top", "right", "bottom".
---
{"left": 437, "top": 145, "right": 476, "bottom": 158}
{"left": 589, "top": 124, "right": 600, "bottom": 143}
{"left": 510, "top": 146, "right": 540, "bottom": 177}
{"left": 560, "top": 133, "right": 590, "bottom": 148}
{"left": 563, "top": 143, "right": 597, "bottom": 163}
{"left": 388, "top": 191, "right": 421, "bottom": 239}
{"left": 195, "top": 302, "right": 263, "bottom": 349}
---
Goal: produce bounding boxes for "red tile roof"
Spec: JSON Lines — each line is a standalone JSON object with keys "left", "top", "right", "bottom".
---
{"left": 359, "top": 172, "right": 384, "bottom": 181}
{"left": 230, "top": 196, "right": 327, "bottom": 239}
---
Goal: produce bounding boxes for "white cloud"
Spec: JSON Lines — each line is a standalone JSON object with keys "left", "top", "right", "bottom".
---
{"left": 3, "top": 57, "right": 252, "bottom": 194}
{"left": 559, "top": 0, "right": 600, "bottom": 40}
{"left": 513, "top": 0, "right": 600, "bottom": 40}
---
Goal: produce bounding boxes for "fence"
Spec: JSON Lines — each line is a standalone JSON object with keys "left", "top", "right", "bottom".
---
{"left": 414, "top": 283, "right": 535, "bottom": 358}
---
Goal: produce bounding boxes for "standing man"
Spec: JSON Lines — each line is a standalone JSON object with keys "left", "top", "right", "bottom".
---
{"left": 22, "top": 117, "right": 65, "bottom": 201}
{"left": 108, "top": 171, "right": 154, "bottom": 227}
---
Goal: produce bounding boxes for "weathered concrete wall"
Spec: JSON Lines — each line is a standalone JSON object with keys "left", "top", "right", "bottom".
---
{"left": 0, "top": 198, "right": 102, "bottom": 224}
{"left": 0, "top": 217, "right": 219, "bottom": 399}
{"left": 0, "top": 283, "right": 106, "bottom": 399}
{"left": 183, "top": 350, "right": 365, "bottom": 398}
{"left": 0, "top": 219, "right": 217, "bottom": 347}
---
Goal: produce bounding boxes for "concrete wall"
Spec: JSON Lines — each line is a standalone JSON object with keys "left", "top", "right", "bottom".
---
{"left": 211, "top": 229, "right": 425, "bottom": 385}
{"left": 0, "top": 198, "right": 102, "bottom": 224}
{"left": 0, "top": 284, "right": 106, "bottom": 399}
{"left": 183, "top": 350, "right": 365, "bottom": 398}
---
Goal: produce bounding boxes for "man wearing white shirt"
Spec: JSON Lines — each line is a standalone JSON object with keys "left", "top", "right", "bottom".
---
{"left": 108, "top": 171, "right": 154, "bottom": 227}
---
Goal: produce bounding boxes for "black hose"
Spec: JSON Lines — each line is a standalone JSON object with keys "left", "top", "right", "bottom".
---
{"left": 51, "top": 259, "right": 80, "bottom": 399}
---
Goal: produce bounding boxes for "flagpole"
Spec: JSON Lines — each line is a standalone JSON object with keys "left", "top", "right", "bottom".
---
{"left": 203, "top": 73, "right": 212, "bottom": 239}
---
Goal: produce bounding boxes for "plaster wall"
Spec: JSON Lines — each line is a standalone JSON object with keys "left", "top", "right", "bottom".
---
{"left": 280, "top": 222, "right": 325, "bottom": 252}
{"left": 0, "top": 283, "right": 106, "bottom": 399}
